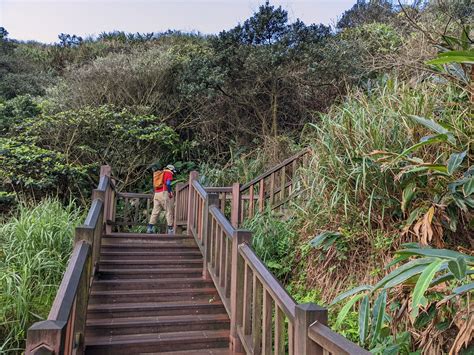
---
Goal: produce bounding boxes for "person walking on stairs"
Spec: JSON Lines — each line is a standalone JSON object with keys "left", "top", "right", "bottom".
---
{"left": 147, "top": 164, "right": 176, "bottom": 234}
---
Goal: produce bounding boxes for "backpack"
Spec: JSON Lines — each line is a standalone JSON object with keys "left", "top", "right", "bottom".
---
{"left": 153, "top": 170, "right": 165, "bottom": 189}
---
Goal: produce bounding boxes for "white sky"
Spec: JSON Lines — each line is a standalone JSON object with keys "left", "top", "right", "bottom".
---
{"left": 0, "top": 0, "right": 356, "bottom": 43}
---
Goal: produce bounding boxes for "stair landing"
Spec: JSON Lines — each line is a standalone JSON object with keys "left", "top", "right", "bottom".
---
{"left": 85, "top": 232, "right": 230, "bottom": 354}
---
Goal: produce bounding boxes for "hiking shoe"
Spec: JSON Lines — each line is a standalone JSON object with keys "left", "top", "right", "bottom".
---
{"left": 146, "top": 224, "right": 154, "bottom": 234}
{"left": 167, "top": 226, "right": 174, "bottom": 235}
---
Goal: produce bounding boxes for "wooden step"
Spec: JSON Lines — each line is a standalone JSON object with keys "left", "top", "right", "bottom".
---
{"left": 85, "top": 330, "right": 229, "bottom": 354}
{"left": 92, "top": 278, "right": 213, "bottom": 291}
{"left": 100, "top": 250, "right": 202, "bottom": 260}
{"left": 87, "top": 300, "right": 226, "bottom": 319}
{"left": 106, "top": 232, "right": 190, "bottom": 238}
{"left": 99, "top": 259, "right": 203, "bottom": 269}
{"left": 100, "top": 244, "right": 198, "bottom": 252}
{"left": 89, "top": 288, "right": 219, "bottom": 304}
{"left": 98, "top": 268, "right": 203, "bottom": 280}
{"left": 86, "top": 314, "right": 230, "bottom": 337}
{"left": 144, "top": 349, "right": 230, "bottom": 355}
{"left": 102, "top": 234, "right": 195, "bottom": 245}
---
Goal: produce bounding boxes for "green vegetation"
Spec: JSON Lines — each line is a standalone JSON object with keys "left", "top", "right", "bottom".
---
{"left": 0, "top": 200, "right": 82, "bottom": 352}
{"left": 0, "top": 0, "right": 472, "bottom": 353}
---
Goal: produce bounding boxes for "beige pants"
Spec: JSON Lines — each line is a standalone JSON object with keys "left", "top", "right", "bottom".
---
{"left": 149, "top": 191, "right": 174, "bottom": 226}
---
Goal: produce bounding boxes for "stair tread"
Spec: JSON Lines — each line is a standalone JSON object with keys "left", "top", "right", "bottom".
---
{"left": 100, "top": 259, "right": 202, "bottom": 264}
{"left": 91, "top": 288, "right": 217, "bottom": 296}
{"left": 87, "top": 314, "right": 229, "bottom": 327}
{"left": 99, "top": 268, "right": 203, "bottom": 273}
{"left": 106, "top": 232, "right": 190, "bottom": 238}
{"left": 100, "top": 251, "right": 202, "bottom": 255}
{"left": 93, "top": 277, "right": 210, "bottom": 284}
{"left": 145, "top": 349, "right": 229, "bottom": 355}
{"left": 100, "top": 244, "right": 198, "bottom": 249}
{"left": 85, "top": 329, "right": 229, "bottom": 346}
{"left": 88, "top": 300, "right": 223, "bottom": 312}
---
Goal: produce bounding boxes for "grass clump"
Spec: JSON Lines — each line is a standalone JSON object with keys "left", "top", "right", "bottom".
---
{"left": 0, "top": 199, "right": 82, "bottom": 353}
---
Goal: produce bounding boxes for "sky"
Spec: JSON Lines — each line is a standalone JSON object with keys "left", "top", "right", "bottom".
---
{"left": 0, "top": 0, "right": 356, "bottom": 43}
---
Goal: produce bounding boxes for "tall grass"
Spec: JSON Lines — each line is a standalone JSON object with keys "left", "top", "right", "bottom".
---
{"left": 0, "top": 199, "right": 82, "bottom": 353}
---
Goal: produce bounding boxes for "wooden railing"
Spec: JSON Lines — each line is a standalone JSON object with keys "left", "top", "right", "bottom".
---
{"left": 234, "top": 148, "right": 310, "bottom": 226}
{"left": 187, "top": 173, "right": 370, "bottom": 355}
{"left": 26, "top": 166, "right": 114, "bottom": 355}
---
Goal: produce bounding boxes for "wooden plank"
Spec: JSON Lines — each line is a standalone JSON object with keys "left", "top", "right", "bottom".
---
{"left": 308, "top": 322, "right": 371, "bottom": 355}
{"left": 239, "top": 244, "right": 296, "bottom": 319}
{"left": 252, "top": 275, "right": 263, "bottom": 354}
{"left": 262, "top": 290, "right": 273, "bottom": 355}
{"left": 269, "top": 172, "right": 275, "bottom": 205}
{"left": 242, "top": 263, "right": 252, "bottom": 335}
{"left": 259, "top": 179, "right": 265, "bottom": 213}
{"left": 280, "top": 165, "right": 286, "bottom": 202}
{"left": 248, "top": 185, "right": 254, "bottom": 219}
{"left": 275, "top": 306, "right": 285, "bottom": 355}
{"left": 240, "top": 148, "right": 310, "bottom": 191}
{"left": 288, "top": 320, "right": 294, "bottom": 355}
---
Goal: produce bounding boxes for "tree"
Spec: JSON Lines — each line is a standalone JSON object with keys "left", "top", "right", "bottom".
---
{"left": 337, "top": 0, "right": 395, "bottom": 29}
{"left": 0, "top": 27, "right": 8, "bottom": 40}
{"left": 57, "top": 33, "right": 83, "bottom": 47}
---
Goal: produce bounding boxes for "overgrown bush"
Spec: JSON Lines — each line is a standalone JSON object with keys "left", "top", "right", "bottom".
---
{"left": 0, "top": 199, "right": 82, "bottom": 353}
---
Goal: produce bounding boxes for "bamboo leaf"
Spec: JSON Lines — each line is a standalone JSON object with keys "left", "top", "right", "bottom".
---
{"left": 335, "top": 293, "right": 365, "bottom": 328}
{"left": 402, "top": 183, "right": 416, "bottom": 213}
{"left": 464, "top": 177, "right": 474, "bottom": 197}
{"left": 452, "top": 282, "right": 474, "bottom": 295}
{"left": 426, "top": 50, "right": 474, "bottom": 65}
{"left": 447, "top": 257, "right": 467, "bottom": 280}
{"left": 408, "top": 115, "right": 456, "bottom": 144}
{"left": 373, "top": 257, "right": 436, "bottom": 291}
{"left": 359, "top": 295, "right": 370, "bottom": 346}
{"left": 397, "top": 248, "right": 474, "bottom": 264}
{"left": 331, "top": 285, "right": 373, "bottom": 305}
{"left": 370, "top": 290, "right": 387, "bottom": 346}
{"left": 410, "top": 259, "right": 444, "bottom": 319}
{"left": 447, "top": 151, "right": 467, "bottom": 175}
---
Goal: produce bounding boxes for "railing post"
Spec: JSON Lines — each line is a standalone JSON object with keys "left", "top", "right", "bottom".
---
{"left": 295, "top": 303, "right": 328, "bottom": 355}
{"left": 186, "top": 171, "right": 199, "bottom": 234}
{"left": 230, "top": 183, "right": 241, "bottom": 228}
{"left": 229, "top": 229, "right": 252, "bottom": 354}
{"left": 173, "top": 182, "right": 183, "bottom": 233}
{"left": 203, "top": 192, "right": 219, "bottom": 279}
{"left": 26, "top": 320, "right": 66, "bottom": 355}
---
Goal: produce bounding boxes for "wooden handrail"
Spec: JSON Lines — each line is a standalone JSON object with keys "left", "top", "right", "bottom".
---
{"left": 48, "top": 242, "right": 90, "bottom": 321}
{"left": 308, "top": 321, "right": 371, "bottom": 355}
{"left": 238, "top": 243, "right": 296, "bottom": 320}
{"left": 186, "top": 171, "right": 368, "bottom": 355}
{"left": 240, "top": 148, "right": 310, "bottom": 192}
{"left": 26, "top": 166, "right": 113, "bottom": 355}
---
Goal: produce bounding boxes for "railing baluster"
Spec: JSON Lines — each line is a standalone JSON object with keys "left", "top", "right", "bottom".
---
{"left": 275, "top": 306, "right": 285, "bottom": 355}
{"left": 262, "top": 290, "right": 273, "bottom": 355}
{"left": 259, "top": 179, "right": 265, "bottom": 213}
{"left": 252, "top": 275, "right": 263, "bottom": 354}
{"left": 249, "top": 184, "right": 254, "bottom": 219}
{"left": 242, "top": 263, "right": 252, "bottom": 336}
{"left": 269, "top": 172, "right": 275, "bottom": 206}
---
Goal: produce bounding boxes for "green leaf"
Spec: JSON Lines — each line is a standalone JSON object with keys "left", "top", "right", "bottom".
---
{"left": 359, "top": 295, "right": 370, "bottom": 346}
{"left": 448, "top": 257, "right": 467, "bottom": 280}
{"left": 452, "top": 282, "right": 474, "bottom": 295}
{"left": 370, "top": 290, "right": 387, "bottom": 346}
{"left": 426, "top": 50, "right": 474, "bottom": 65}
{"left": 463, "top": 177, "right": 474, "bottom": 197}
{"left": 398, "top": 134, "right": 449, "bottom": 158}
{"left": 374, "top": 257, "right": 436, "bottom": 291}
{"left": 335, "top": 293, "right": 365, "bottom": 328}
{"left": 402, "top": 183, "right": 416, "bottom": 213}
{"left": 447, "top": 151, "right": 467, "bottom": 175}
{"left": 397, "top": 248, "right": 474, "bottom": 264}
{"left": 408, "top": 115, "right": 456, "bottom": 144}
{"left": 309, "top": 231, "right": 342, "bottom": 250}
{"left": 411, "top": 259, "right": 444, "bottom": 319}
{"left": 331, "top": 285, "right": 373, "bottom": 305}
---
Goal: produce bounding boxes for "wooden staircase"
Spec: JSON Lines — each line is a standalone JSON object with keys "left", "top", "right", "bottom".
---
{"left": 84, "top": 232, "right": 230, "bottom": 354}
{"left": 26, "top": 159, "right": 370, "bottom": 355}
